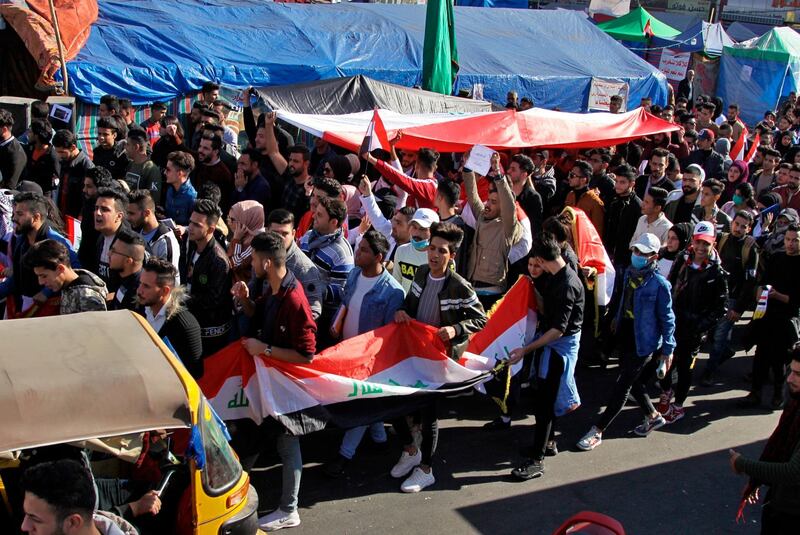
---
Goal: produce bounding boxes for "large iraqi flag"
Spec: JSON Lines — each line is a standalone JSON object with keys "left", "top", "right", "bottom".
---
{"left": 199, "top": 278, "right": 536, "bottom": 435}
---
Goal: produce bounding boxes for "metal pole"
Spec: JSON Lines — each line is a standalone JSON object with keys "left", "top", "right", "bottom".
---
{"left": 48, "top": 0, "right": 69, "bottom": 94}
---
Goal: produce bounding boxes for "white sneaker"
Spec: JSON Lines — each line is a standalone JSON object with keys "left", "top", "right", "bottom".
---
{"left": 400, "top": 466, "right": 435, "bottom": 493}
{"left": 258, "top": 509, "right": 301, "bottom": 531}
{"left": 577, "top": 426, "right": 603, "bottom": 451}
{"left": 390, "top": 448, "right": 422, "bottom": 478}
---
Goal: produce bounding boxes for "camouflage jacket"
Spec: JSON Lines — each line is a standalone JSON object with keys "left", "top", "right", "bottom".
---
{"left": 60, "top": 269, "right": 108, "bottom": 315}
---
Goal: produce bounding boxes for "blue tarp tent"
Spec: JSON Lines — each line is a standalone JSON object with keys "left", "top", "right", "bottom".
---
{"left": 455, "top": 0, "right": 527, "bottom": 7}
{"left": 65, "top": 1, "right": 667, "bottom": 111}
{"left": 651, "top": 22, "right": 735, "bottom": 56}
{"left": 718, "top": 27, "right": 800, "bottom": 125}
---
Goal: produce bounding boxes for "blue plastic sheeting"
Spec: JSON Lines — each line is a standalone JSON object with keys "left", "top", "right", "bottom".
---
{"left": 651, "top": 22, "right": 734, "bottom": 56}
{"left": 455, "top": 0, "right": 528, "bottom": 7}
{"left": 718, "top": 55, "right": 799, "bottom": 125}
{"left": 66, "top": 1, "right": 668, "bottom": 110}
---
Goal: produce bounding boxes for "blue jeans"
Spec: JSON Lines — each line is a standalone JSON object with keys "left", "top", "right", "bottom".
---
{"left": 339, "top": 422, "right": 387, "bottom": 460}
{"left": 706, "top": 299, "right": 737, "bottom": 374}
{"left": 276, "top": 433, "right": 302, "bottom": 513}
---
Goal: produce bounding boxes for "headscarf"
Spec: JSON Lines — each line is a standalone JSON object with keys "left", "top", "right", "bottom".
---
{"left": 723, "top": 160, "right": 750, "bottom": 203}
{"left": 658, "top": 222, "right": 693, "bottom": 262}
{"left": 228, "top": 200, "right": 264, "bottom": 246}
{"left": 328, "top": 155, "right": 353, "bottom": 183}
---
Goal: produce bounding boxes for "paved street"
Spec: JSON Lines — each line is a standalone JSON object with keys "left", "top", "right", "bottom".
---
{"left": 251, "top": 350, "right": 781, "bottom": 534}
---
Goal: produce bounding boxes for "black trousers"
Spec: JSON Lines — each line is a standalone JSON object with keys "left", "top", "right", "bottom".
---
{"left": 597, "top": 351, "right": 658, "bottom": 430}
{"left": 761, "top": 502, "right": 800, "bottom": 535}
{"left": 659, "top": 335, "right": 700, "bottom": 406}
{"left": 393, "top": 401, "right": 439, "bottom": 466}
{"left": 530, "top": 353, "right": 565, "bottom": 461}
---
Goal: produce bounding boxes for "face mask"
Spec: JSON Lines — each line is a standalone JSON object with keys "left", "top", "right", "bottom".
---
{"left": 732, "top": 194, "right": 744, "bottom": 205}
{"left": 411, "top": 237, "right": 429, "bottom": 251}
{"left": 630, "top": 254, "right": 650, "bottom": 270}
{"left": 776, "top": 222, "right": 790, "bottom": 233}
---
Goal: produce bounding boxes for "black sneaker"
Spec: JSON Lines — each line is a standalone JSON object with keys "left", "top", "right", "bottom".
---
{"left": 519, "top": 442, "right": 557, "bottom": 458}
{"left": 511, "top": 459, "right": 544, "bottom": 480}
{"left": 483, "top": 417, "right": 511, "bottom": 430}
{"left": 700, "top": 369, "right": 714, "bottom": 387}
{"left": 322, "top": 455, "right": 349, "bottom": 478}
{"left": 737, "top": 393, "right": 761, "bottom": 409}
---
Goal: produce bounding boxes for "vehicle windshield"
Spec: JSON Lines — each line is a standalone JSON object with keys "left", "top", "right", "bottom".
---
{"left": 199, "top": 399, "right": 242, "bottom": 495}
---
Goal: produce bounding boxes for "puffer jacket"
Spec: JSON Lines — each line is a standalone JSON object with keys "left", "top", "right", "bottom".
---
{"left": 401, "top": 265, "right": 487, "bottom": 360}
{"left": 60, "top": 269, "right": 108, "bottom": 314}
{"left": 668, "top": 247, "right": 729, "bottom": 337}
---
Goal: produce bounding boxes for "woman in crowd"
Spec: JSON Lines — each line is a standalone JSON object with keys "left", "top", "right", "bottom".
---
{"left": 226, "top": 200, "right": 265, "bottom": 283}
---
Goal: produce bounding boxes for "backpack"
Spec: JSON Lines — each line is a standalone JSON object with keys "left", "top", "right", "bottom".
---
{"left": 717, "top": 232, "right": 756, "bottom": 270}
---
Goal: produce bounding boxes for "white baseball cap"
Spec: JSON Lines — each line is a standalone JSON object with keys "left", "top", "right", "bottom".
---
{"left": 630, "top": 233, "right": 661, "bottom": 255}
{"left": 693, "top": 221, "right": 715, "bottom": 244}
{"left": 409, "top": 208, "right": 439, "bottom": 229}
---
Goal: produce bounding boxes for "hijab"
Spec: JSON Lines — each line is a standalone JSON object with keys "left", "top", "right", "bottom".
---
{"left": 722, "top": 160, "right": 750, "bottom": 203}
{"left": 229, "top": 200, "right": 265, "bottom": 247}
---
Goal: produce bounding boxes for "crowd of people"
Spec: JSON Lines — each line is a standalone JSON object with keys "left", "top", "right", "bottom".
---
{"left": 2, "top": 80, "right": 800, "bottom": 534}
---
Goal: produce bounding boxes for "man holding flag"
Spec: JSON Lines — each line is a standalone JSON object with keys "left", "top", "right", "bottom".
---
{"left": 232, "top": 231, "right": 317, "bottom": 532}
{"left": 391, "top": 222, "right": 487, "bottom": 493}
{"left": 509, "top": 235, "right": 584, "bottom": 481}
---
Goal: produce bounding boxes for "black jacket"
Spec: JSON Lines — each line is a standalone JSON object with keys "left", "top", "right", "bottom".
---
{"left": 180, "top": 237, "right": 233, "bottom": 329}
{"left": 668, "top": 250, "right": 729, "bottom": 337}
{"left": 59, "top": 150, "right": 95, "bottom": 218}
{"left": 108, "top": 270, "right": 141, "bottom": 311}
{"left": 159, "top": 307, "right": 204, "bottom": 378}
{"left": 683, "top": 149, "right": 725, "bottom": 180}
{"left": 590, "top": 172, "right": 616, "bottom": 207}
{"left": 677, "top": 78, "right": 693, "bottom": 102}
{"left": 517, "top": 182, "right": 543, "bottom": 234}
{"left": 604, "top": 193, "right": 642, "bottom": 266}
{"left": 401, "top": 265, "right": 487, "bottom": 360}
{"left": 634, "top": 174, "right": 676, "bottom": 200}
{"left": 0, "top": 136, "right": 27, "bottom": 189}
{"left": 92, "top": 143, "right": 129, "bottom": 180}
{"left": 24, "top": 144, "right": 60, "bottom": 193}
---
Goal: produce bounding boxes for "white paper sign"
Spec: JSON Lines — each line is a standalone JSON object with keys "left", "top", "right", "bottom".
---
{"left": 587, "top": 78, "right": 629, "bottom": 112}
{"left": 465, "top": 144, "right": 495, "bottom": 176}
{"left": 658, "top": 49, "right": 691, "bottom": 82}
{"left": 49, "top": 103, "right": 72, "bottom": 124}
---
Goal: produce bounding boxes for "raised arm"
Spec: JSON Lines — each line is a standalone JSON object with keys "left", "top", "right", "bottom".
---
{"left": 263, "top": 112, "right": 288, "bottom": 176}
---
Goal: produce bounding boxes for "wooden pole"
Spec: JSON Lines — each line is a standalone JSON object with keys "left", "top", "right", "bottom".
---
{"left": 48, "top": 0, "right": 69, "bottom": 94}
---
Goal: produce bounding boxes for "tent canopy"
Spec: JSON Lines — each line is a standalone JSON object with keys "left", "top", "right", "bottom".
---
{"left": 65, "top": 1, "right": 667, "bottom": 111}
{"left": 725, "top": 22, "right": 759, "bottom": 43}
{"left": 596, "top": 6, "right": 681, "bottom": 43}
{"left": 277, "top": 108, "right": 679, "bottom": 153}
{"left": 253, "top": 75, "right": 494, "bottom": 115}
{"left": 724, "top": 26, "right": 800, "bottom": 62}
{"left": 651, "top": 21, "right": 735, "bottom": 56}
{"left": 719, "top": 28, "right": 800, "bottom": 125}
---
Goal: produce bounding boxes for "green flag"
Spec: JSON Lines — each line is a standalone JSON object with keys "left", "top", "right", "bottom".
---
{"left": 422, "top": 0, "right": 459, "bottom": 95}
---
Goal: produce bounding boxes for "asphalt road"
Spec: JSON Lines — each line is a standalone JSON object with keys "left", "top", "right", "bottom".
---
{"left": 250, "top": 349, "right": 782, "bottom": 534}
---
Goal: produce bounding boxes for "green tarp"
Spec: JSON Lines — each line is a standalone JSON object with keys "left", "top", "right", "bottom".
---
{"left": 596, "top": 7, "right": 680, "bottom": 43}
{"left": 723, "top": 26, "right": 800, "bottom": 63}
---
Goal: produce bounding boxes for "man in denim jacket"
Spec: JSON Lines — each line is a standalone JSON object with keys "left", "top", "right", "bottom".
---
{"left": 577, "top": 233, "right": 676, "bottom": 451}
{"left": 323, "top": 229, "right": 405, "bottom": 478}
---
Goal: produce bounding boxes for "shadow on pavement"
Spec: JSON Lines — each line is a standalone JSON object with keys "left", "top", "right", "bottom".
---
{"left": 454, "top": 442, "right": 767, "bottom": 535}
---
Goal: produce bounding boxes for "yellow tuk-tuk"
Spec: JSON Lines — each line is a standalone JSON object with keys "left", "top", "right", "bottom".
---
{"left": 0, "top": 311, "right": 259, "bottom": 534}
